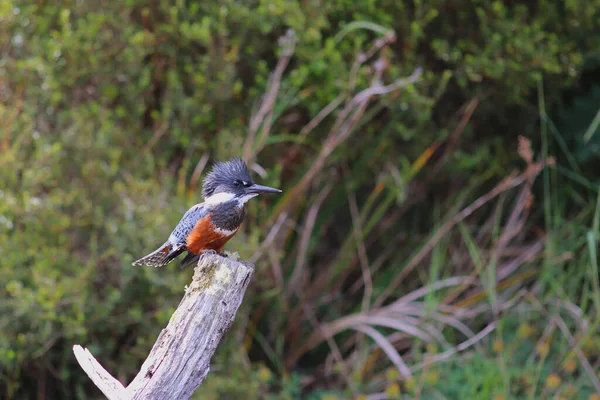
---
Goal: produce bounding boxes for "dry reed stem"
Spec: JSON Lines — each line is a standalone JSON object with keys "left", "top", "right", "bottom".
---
{"left": 243, "top": 29, "right": 296, "bottom": 160}
{"left": 374, "top": 153, "right": 552, "bottom": 308}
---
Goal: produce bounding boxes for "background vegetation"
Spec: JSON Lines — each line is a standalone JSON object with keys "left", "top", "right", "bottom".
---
{"left": 1, "top": 0, "right": 600, "bottom": 398}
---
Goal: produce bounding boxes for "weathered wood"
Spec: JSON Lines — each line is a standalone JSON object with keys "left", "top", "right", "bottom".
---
{"left": 73, "top": 253, "right": 254, "bottom": 400}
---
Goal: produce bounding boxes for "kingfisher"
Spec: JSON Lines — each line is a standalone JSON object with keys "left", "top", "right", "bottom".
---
{"left": 132, "top": 158, "right": 281, "bottom": 269}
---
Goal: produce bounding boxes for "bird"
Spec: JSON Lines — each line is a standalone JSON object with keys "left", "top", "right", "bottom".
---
{"left": 132, "top": 157, "right": 281, "bottom": 269}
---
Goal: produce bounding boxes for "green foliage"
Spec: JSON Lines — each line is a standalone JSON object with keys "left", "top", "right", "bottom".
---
{"left": 1, "top": 0, "right": 600, "bottom": 398}
{"left": 557, "top": 85, "right": 600, "bottom": 165}
{"left": 406, "top": 314, "right": 600, "bottom": 399}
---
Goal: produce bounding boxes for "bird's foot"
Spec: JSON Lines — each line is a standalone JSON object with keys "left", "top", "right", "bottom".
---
{"left": 199, "top": 249, "right": 218, "bottom": 262}
{"left": 199, "top": 249, "right": 229, "bottom": 259}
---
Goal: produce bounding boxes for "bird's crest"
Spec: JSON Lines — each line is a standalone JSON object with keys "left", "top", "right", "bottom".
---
{"left": 202, "top": 158, "right": 253, "bottom": 199}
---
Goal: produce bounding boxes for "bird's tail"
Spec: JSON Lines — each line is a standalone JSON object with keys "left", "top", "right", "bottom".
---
{"left": 179, "top": 252, "right": 200, "bottom": 269}
{"left": 132, "top": 242, "right": 184, "bottom": 267}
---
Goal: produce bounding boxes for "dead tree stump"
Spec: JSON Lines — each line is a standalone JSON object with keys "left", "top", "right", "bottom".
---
{"left": 73, "top": 253, "right": 254, "bottom": 400}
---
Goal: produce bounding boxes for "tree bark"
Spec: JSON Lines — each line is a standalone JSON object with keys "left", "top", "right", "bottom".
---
{"left": 73, "top": 253, "right": 254, "bottom": 400}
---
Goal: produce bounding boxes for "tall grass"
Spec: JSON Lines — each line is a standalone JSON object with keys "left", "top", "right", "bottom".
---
{"left": 192, "top": 32, "right": 600, "bottom": 399}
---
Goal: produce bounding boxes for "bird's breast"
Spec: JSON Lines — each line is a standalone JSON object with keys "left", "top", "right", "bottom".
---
{"left": 210, "top": 200, "right": 245, "bottom": 231}
{"left": 185, "top": 214, "right": 239, "bottom": 254}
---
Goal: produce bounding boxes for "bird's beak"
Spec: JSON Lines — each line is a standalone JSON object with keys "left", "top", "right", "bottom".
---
{"left": 247, "top": 184, "right": 282, "bottom": 194}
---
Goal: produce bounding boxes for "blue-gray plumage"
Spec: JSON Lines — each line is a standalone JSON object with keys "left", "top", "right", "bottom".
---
{"left": 132, "top": 158, "right": 282, "bottom": 268}
{"left": 168, "top": 204, "right": 209, "bottom": 245}
{"left": 201, "top": 157, "right": 254, "bottom": 199}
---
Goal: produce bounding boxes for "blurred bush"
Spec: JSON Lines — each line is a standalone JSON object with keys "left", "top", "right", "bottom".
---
{"left": 1, "top": 0, "right": 599, "bottom": 398}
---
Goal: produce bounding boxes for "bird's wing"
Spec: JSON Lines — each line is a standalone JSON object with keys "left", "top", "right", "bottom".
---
{"left": 167, "top": 202, "right": 209, "bottom": 246}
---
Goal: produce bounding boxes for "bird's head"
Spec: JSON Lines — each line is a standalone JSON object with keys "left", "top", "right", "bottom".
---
{"left": 202, "top": 157, "right": 282, "bottom": 206}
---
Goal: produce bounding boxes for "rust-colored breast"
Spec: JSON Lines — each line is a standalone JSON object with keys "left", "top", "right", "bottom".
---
{"left": 186, "top": 214, "right": 238, "bottom": 254}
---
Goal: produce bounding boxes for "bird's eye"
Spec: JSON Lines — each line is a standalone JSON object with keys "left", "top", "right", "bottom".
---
{"left": 233, "top": 180, "right": 242, "bottom": 187}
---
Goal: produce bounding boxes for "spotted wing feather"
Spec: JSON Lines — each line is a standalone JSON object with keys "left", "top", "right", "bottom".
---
{"left": 132, "top": 203, "right": 209, "bottom": 268}
{"left": 132, "top": 241, "right": 185, "bottom": 267}
{"left": 168, "top": 203, "right": 209, "bottom": 245}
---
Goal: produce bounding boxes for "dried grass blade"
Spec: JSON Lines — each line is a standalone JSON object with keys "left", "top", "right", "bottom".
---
{"left": 353, "top": 324, "right": 412, "bottom": 379}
